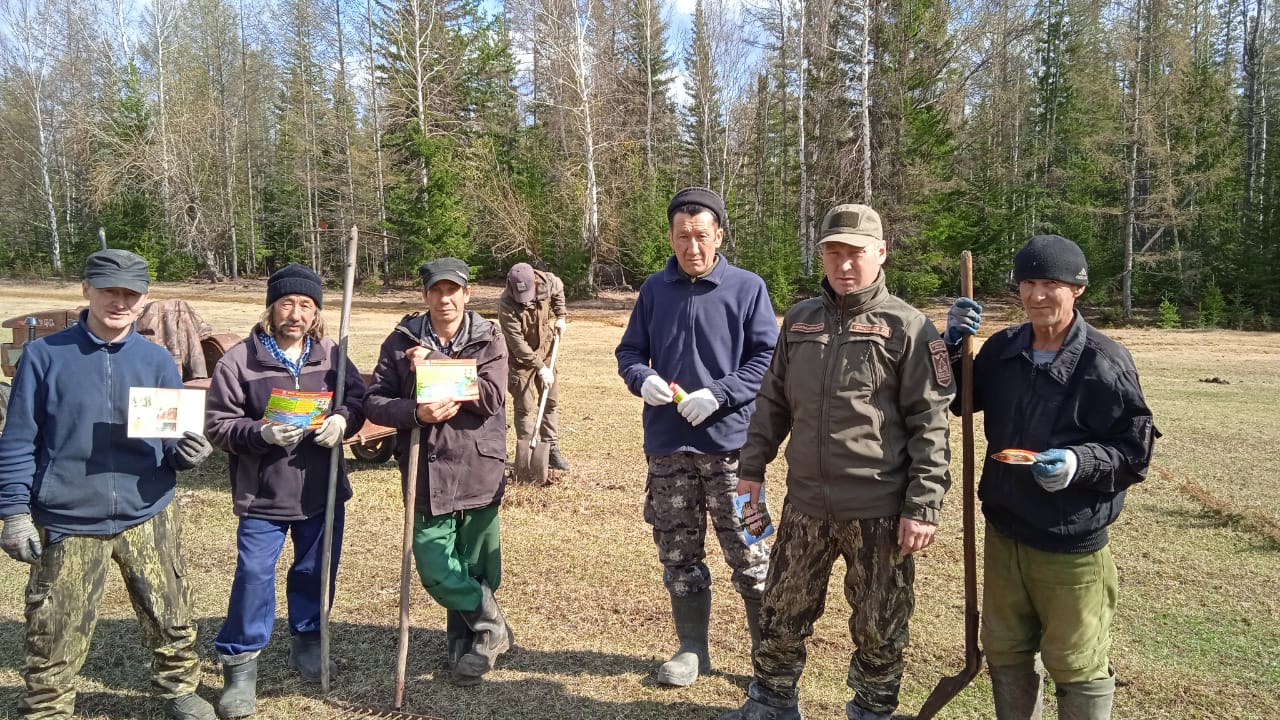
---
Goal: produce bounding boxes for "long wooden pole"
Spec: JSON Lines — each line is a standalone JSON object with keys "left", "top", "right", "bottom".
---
{"left": 394, "top": 428, "right": 422, "bottom": 710}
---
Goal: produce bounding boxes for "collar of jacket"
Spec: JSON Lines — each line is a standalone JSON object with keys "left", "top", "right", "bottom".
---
{"left": 1000, "top": 309, "right": 1088, "bottom": 385}
{"left": 249, "top": 326, "right": 320, "bottom": 369}
{"left": 75, "top": 308, "right": 140, "bottom": 347}
{"left": 820, "top": 272, "right": 888, "bottom": 316}
{"left": 661, "top": 253, "right": 727, "bottom": 285}
{"left": 396, "top": 310, "right": 493, "bottom": 354}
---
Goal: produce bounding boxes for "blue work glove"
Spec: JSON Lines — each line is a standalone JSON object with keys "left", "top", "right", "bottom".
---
{"left": 1, "top": 513, "right": 42, "bottom": 563}
{"left": 1031, "top": 448, "right": 1078, "bottom": 492}
{"left": 175, "top": 430, "right": 213, "bottom": 468}
{"left": 945, "top": 297, "right": 983, "bottom": 345}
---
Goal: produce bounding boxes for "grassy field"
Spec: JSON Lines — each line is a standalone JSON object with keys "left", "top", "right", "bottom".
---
{"left": 0, "top": 278, "right": 1276, "bottom": 720}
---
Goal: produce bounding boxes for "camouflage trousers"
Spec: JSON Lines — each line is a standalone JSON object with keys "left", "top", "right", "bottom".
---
{"left": 20, "top": 502, "right": 201, "bottom": 719}
{"left": 754, "top": 502, "right": 915, "bottom": 714}
{"left": 643, "top": 451, "right": 770, "bottom": 600}
{"left": 510, "top": 367, "right": 558, "bottom": 446}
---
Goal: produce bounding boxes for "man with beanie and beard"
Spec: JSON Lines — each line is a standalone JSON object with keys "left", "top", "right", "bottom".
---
{"left": 944, "top": 235, "right": 1157, "bottom": 720}
{"left": 615, "top": 187, "right": 777, "bottom": 687}
{"left": 205, "top": 263, "right": 366, "bottom": 717}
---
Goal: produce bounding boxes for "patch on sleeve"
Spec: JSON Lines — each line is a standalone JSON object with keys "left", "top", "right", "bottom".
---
{"left": 790, "top": 321, "right": 825, "bottom": 334}
{"left": 849, "top": 322, "right": 892, "bottom": 338}
{"left": 929, "top": 339, "right": 953, "bottom": 386}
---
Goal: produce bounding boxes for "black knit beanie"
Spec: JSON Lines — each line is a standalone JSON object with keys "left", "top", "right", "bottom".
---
{"left": 1013, "top": 235, "right": 1089, "bottom": 286}
{"left": 668, "top": 186, "right": 726, "bottom": 228}
{"left": 266, "top": 263, "right": 324, "bottom": 308}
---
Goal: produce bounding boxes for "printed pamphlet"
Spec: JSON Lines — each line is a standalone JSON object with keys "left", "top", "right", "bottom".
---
{"left": 263, "top": 388, "right": 333, "bottom": 428}
{"left": 127, "top": 387, "right": 206, "bottom": 439}
{"left": 733, "top": 489, "right": 775, "bottom": 545}
{"left": 415, "top": 359, "right": 479, "bottom": 402}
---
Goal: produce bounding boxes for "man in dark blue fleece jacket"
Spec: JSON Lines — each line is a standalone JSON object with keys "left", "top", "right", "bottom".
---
{"left": 615, "top": 186, "right": 779, "bottom": 687}
{"left": 0, "top": 249, "right": 216, "bottom": 720}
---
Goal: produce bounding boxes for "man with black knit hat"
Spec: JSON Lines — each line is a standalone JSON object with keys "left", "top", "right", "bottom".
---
{"left": 945, "top": 234, "right": 1158, "bottom": 720}
{"left": 616, "top": 187, "right": 777, "bottom": 687}
{"left": 205, "top": 262, "right": 366, "bottom": 716}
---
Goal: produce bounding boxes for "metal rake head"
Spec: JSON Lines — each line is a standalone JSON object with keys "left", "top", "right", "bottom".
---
{"left": 327, "top": 704, "right": 445, "bottom": 720}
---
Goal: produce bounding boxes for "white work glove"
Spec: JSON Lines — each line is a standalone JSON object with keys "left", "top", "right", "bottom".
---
{"left": 261, "top": 422, "right": 305, "bottom": 447}
{"left": 677, "top": 388, "right": 719, "bottom": 426}
{"left": 641, "top": 374, "right": 674, "bottom": 406}
{"left": 1, "top": 513, "right": 42, "bottom": 564}
{"left": 313, "top": 415, "right": 348, "bottom": 448}
{"left": 555, "top": 317, "right": 566, "bottom": 336}
{"left": 1031, "top": 448, "right": 1078, "bottom": 492}
{"left": 538, "top": 366, "right": 555, "bottom": 387}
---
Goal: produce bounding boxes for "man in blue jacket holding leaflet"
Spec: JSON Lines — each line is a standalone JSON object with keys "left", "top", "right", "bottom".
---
{"left": 615, "top": 186, "right": 778, "bottom": 687}
{"left": 0, "top": 249, "right": 216, "bottom": 720}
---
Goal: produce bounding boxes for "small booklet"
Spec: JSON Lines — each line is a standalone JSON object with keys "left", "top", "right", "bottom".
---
{"left": 733, "top": 490, "right": 775, "bottom": 545}
{"left": 127, "top": 387, "right": 207, "bottom": 439}
{"left": 415, "top": 359, "right": 479, "bottom": 402}
{"left": 263, "top": 388, "right": 333, "bottom": 428}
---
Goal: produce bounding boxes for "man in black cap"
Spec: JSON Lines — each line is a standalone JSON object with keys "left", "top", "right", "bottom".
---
{"left": 945, "top": 234, "right": 1158, "bottom": 720}
{"left": 204, "top": 262, "right": 366, "bottom": 716}
{"left": 364, "top": 258, "right": 513, "bottom": 686}
{"left": 0, "top": 249, "right": 217, "bottom": 719}
{"left": 615, "top": 187, "right": 778, "bottom": 687}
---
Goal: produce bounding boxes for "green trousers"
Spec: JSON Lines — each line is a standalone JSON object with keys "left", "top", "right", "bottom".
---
{"left": 21, "top": 502, "right": 201, "bottom": 719}
{"left": 411, "top": 504, "right": 502, "bottom": 612}
{"left": 981, "top": 523, "right": 1117, "bottom": 683}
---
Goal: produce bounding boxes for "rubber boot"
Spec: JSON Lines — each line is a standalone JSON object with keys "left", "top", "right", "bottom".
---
{"left": 744, "top": 596, "right": 763, "bottom": 657}
{"left": 446, "top": 609, "right": 479, "bottom": 686}
{"left": 454, "top": 581, "right": 513, "bottom": 681}
{"left": 989, "top": 662, "right": 1045, "bottom": 720}
{"left": 656, "top": 589, "right": 712, "bottom": 687}
{"left": 549, "top": 445, "right": 571, "bottom": 471}
{"left": 216, "top": 652, "right": 259, "bottom": 719}
{"left": 845, "top": 700, "right": 892, "bottom": 720}
{"left": 719, "top": 681, "right": 803, "bottom": 720}
{"left": 288, "top": 633, "right": 336, "bottom": 683}
{"left": 1055, "top": 672, "right": 1115, "bottom": 720}
{"left": 164, "top": 692, "right": 216, "bottom": 720}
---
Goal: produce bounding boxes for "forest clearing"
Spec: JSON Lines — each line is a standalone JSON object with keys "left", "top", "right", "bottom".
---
{"left": 0, "top": 278, "right": 1276, "bottom": 720}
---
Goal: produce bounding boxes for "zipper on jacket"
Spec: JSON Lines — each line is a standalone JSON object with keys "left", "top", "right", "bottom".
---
{"left": 818, "top": 304, "right": 843, "bottom": 518}
{"left": 105, "top": 344, "right": 119, "bottom": 527}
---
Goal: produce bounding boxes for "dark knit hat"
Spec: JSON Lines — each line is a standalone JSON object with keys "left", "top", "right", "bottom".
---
{"left": 420, "top": 257, "right": 470, "bottom": 289}
{"left": 507, "top": 263, "right": 537, "bottom": 303}
{"left": 84, "top": 249, "right": 150, "bottom": 294}
{"left": 1013, "top": 235, "right": 1089, "bottom": 286}
{"left": 266, "top": 263, "right": 324, "bottom": 308}
{"left": 668, "top": 186, "right": 726, "bottom": 228}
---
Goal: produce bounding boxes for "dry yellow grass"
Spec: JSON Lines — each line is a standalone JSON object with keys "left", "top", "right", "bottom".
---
{"left": 0, "top": 278, "right": 1276, "bottom": 719}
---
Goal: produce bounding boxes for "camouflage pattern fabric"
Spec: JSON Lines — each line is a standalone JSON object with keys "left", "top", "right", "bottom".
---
{"left": 643, "top": 451, "right": 770, "bottom": 600}
{"left": 20, "top": 502, "right": 201, "bottom": 718}
{"left": 754, "top": 501, "right": 915, "bottom": 714}
{"left": 509, "top": 367, "right": 558, "bottom": 446}
{"left": 135, "top": 298, "right": 214, "bottom": 381}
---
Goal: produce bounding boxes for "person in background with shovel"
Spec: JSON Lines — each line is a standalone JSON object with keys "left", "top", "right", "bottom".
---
{"left": 498, "top": 262, "right": 569, "bottom": 482}
{"left": 943, "top": 234, "right": 1157, "bottom": 720}
{"left": 721, "top": 204, "right": 955, "bottom": 720}
{"left": 615, "top": 186, "right": 777, "bottom": 688}
{"left": 204, "top": 263, "right": 367, "bottom": 718}
{"left": 364, "top": 257, "right": 512, "bottom": 687}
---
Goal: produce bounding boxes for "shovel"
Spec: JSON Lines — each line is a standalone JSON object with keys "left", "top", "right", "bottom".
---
{"left": 514, "top": 331, "right": 560, "bottom": 485}
{"left": 917, "top": 250, "right": 983, "bottom": 719}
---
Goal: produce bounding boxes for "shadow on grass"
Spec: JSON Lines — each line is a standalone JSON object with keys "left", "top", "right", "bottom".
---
{"left": 0, "top": 616, "right": 733, "bottom": 719}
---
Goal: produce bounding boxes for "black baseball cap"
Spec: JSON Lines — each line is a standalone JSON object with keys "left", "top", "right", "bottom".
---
{"left": 419, "top": 257, "right": 470, "bottom": 289}
{"left": 84, "top": 249, "right": 150, "bottom": 294}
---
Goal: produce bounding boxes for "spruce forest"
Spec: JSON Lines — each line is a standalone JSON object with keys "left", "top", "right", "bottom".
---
{"left": 1, "top": 0, "right": 1277, "bottom": 323}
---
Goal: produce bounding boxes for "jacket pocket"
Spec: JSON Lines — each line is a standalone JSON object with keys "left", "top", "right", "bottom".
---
{"left": 476, "top": 436, "right": 506, "bottom": 461}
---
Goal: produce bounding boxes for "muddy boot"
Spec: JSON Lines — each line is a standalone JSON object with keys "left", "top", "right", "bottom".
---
{"left": 164, "top": 693, "right": 216, "bottom": 720}
{"left": 1055, "top": 672, "right": 1115, "bottom": 720}
{"left": 989, "top": 662, "right": 1044, "bottom": 719}
{"left": 549, "top": 445, "right": 571, "bottom": 471}
{"left": 719, "top": 681, "right": 803, "bottom": 720}
{"left": 744, "top": 596, "right": 763, "bottom": 657}
{"left": 454, "top": 581, "right": 512, "bottom": 681}
{"left": 446, "top": 609, "right": 479, "bottom": 687}
{"left": 656, "top": 589, "right": 712, "bottom": 687}
{"left": 287, "top": 634, "right": 336, "bottom": 683}
{"left": 216, "top": 652, "right": 259, "bottom": 719}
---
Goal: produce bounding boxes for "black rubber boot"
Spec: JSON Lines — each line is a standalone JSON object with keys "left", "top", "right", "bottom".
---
{"left": 164, "top": 692, "right": 216, "bottom": 720}
{"left": 1056, "top": 672, "right": 1115, "bottom": 720}
{"left": 989, "top": 662, "right": 1045, "bottom": 720}
{"left": 719, "top": 681, "right": 803, "bottom": 720}
{"left": 446, "top": 609, "right": 479, "bottom": 686}
{"left": 744, "top": 596, "right": 763, "bottom": 657}
{"left": 845, "top": 700, "right": 893, "bottom": 720}
{"left": 656, "top": 589, "right": 712, "bottom": 686}
{"left": 288, "top": 634, "right": 336, "bottom": 683}
{"left": 216, "top": 654, "right": 258, "bottom": 719}
{"left": 454, "top": 582, "right": 513, "bottom": 681}
{"left": 549, "top": 446, "right": 571, "bottom": 471}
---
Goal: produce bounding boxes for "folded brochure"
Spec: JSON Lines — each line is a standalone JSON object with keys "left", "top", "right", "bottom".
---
{"left": 127, "top": 387, "right": 206, "bottom": 439}
{"left": 415, "top": 359, "right": 479, "bottom": 402}
{"left": 733, "top": 490, "right": 775, "bottom": 545}
{"left": 263, "top": 388, "right": 333, "bottom": 428}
